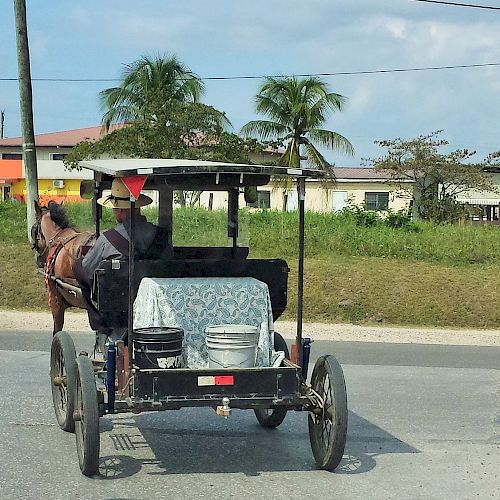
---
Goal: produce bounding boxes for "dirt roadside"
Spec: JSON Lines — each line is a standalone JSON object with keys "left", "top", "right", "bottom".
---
{"left": 1, "top": 310, "right": 499, "bottom": 346}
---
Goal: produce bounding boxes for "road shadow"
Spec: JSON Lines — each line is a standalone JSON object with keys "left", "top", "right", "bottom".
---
{"left": 97, "top": 408, "right": 419, "bottom": 478}
{"left": 336, "top": 412, "right": 419, "bottom": 474}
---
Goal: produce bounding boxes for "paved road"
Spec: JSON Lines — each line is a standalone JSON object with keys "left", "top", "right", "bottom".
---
{"left": 0, "top": 331, "right": 498, "bottom": 500}
{"left": 1, "top": 330, "right": 499, "bottom": 369}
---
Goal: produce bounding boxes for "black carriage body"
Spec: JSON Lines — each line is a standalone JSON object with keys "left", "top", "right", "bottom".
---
{"left": 81, "top": 159, "right": 324, "bottom": 413}
{"left": 50, "top": 160, "right": 349, "bottom": 475}
{"left": 116, "top": 363, "right": 305, "bottom": 413}
{"left": 93, "top": 258, "right": 289, "bottom": 327}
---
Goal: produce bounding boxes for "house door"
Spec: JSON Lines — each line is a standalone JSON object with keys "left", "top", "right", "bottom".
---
{"left": 2, "top": 186, "right": 11, "bottom": 202}
{"left": 332, "top": 191, "right": 348, "bottom": 212}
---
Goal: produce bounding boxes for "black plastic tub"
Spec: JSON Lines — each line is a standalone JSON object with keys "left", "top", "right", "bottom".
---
{"left": 133, "top": 327, "right": 184, "bottom": 369}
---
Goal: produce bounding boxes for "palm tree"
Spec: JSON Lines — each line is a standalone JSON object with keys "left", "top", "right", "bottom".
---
{"left": 99, "top": 54, "right": 205, "bottom": 129}
{"left": 240, "top": 76, "right": 354, "bottom": 171}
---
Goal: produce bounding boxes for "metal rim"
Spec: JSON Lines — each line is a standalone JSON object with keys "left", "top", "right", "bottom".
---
{"left": 75, "top": 367, "right": 85, "bottom": 463}
{"left": 52, "top": 345, "right": 67, "bottom": 418}
{"left": 50, "top": 332, "right": 76, "bottom": 432}
{"left": 308, "top": 355, "right": 348, "bottom": 471}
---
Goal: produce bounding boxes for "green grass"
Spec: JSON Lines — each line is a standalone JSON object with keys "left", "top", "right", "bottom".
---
{"left": 1, "top": 201, "right": 499, "bottom": 328}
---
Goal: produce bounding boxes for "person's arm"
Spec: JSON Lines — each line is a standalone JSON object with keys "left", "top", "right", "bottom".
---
{"left": 81, "top": 235, "right": 108, "bottom": 279}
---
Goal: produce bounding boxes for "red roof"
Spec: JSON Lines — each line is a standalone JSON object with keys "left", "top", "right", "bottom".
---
{"left": 0, "top": 125, "right": 125, "bottom": 147}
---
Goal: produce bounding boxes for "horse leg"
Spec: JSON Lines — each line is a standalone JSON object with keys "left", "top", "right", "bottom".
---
{"left": 51, "top": 295, "right": 66, "bottom": 336}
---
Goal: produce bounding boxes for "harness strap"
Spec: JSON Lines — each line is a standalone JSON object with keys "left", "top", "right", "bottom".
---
{"left": 103, "top": 228, "right": 131, "bottom": 258}
{"left": 103, "top": 227, "right": 170, "bottom": 260}
{"left": 44, "top": 241, "right": 64, "bottom": 307}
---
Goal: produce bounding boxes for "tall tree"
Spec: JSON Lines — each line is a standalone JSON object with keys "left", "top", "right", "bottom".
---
{"left": 100, "top": 54, "right": 207, "bottom": 129}
{"left": 371, "top": 131, "right": 497, "bottom": 223}
{"left": 240, "top": 76, "right": 354, "bottom": 172}
{"left": 66, "top": 55, "right": 261, "bottom": 172}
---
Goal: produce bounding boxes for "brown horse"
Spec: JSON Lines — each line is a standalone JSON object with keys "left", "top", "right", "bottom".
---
{"left": 32, "top": 200, "right": 94, "bottom": 334}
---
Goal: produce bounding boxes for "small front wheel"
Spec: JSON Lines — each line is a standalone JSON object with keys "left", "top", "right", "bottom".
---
{"left": 50, "top": 331, "right": 77, "bottom": 432}
{"left": 254, "top": 332, "right": 289, "bottom": 428}
{"left": 308, "top": 355, "right": 348, "bottom": 471}
{"left": 74, "top": 354, "right": 100, "bottom": 476}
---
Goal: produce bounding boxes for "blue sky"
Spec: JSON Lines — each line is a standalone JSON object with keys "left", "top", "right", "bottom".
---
{"left": 1, "top": 0, "right": 500, "bottom": 166}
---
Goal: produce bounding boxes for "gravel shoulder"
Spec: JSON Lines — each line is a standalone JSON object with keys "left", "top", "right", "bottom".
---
{"left": 1, "top": 310, "right": 498, "bottom": 346}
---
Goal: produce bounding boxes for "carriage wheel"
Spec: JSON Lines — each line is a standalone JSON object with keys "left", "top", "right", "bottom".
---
{"left": 50, "top": 331, "right": 77, "bottom": 432}
{"left": 308, "top": 355, "right": 348, "bottom": 471}
{"left": 74, "top": 354, "right": 100, "bottom": 476}
{"left": 254, "top": 332, "right": 289, "bottom": 428}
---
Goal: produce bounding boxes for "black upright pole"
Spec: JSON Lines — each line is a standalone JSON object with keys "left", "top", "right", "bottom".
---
{"left": 228, "top": 188, "right": 238, "bottom": 258}
{"left": 93, "top": 178, "right": 101, "bottom": 238}
{"left": 127, "top": 196, "right": 136, "bottom": 371}
{"left": 296, "top": 177, "right": 306, "bottom": 368}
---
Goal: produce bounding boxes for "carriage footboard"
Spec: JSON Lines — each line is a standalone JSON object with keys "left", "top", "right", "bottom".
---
{"left": 114, "top": 365, "right": 305, "bottom": 412}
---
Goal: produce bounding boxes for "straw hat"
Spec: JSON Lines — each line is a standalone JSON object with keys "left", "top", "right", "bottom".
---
{"left": 97, "top": 178, "right": 152, "bottom": 209}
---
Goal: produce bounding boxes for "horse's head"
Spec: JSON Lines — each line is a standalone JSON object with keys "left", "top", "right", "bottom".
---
{"left": 32, "top": 200, "right": 70, "bottom": 268}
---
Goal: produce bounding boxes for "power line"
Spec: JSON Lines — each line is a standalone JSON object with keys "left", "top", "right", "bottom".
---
{"left": 412, "top": 0, "right": 500, "bottom": 10}
{"left": 1, "top": 62, "right": 499, "bottom": 83}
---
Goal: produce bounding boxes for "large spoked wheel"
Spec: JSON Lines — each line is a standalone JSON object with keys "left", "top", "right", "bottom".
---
{"left": 254, "top": 332, "right": 289, "bottom": 428}
{"left": 50, "top": 331, "right": 77, "bottom": 432}
{"left": 308, "top": 355, "right": 348, "bottom": 471}
{"left": 75, "top": 354, "right": 100, "bottom": 477}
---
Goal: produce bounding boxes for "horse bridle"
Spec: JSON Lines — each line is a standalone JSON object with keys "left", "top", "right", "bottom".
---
{"left": 32, "top": 206, "right": 49, "bottom": 264}
{"left": 32, "top": 205, "right": 67, "bottom": 265}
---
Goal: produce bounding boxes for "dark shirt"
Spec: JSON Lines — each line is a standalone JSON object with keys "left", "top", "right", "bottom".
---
{"left": 81, "top": 214, "right": 157, "bottom": 281}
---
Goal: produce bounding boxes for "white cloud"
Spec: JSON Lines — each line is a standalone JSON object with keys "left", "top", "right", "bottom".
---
{"left": 385, "top": 19, "right": 408, "bottom": 39}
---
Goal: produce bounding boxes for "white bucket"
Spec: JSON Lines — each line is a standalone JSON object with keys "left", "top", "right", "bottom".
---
{"left": 205, "top": 324, "right": 259, "bottom": 369}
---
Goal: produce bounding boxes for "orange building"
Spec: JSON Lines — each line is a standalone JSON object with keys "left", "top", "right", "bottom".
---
{"left": 0, "top": 159, "right": 22, "bottom": 202}
{"left": 0, "top": 126, "right": 106, "bottom": 204}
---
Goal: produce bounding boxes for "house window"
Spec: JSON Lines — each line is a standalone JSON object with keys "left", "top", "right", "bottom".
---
{"left": 365, "top": 192, "right": 389, "bottom": 211}
{"left": 247, "top": 190, "right": 271, "bottom": 209}
{"left": 1, "top": 153, "right": 22, "bottom": 160}
{"left": 50, "top": 153, "right": 67, "bottom": 160}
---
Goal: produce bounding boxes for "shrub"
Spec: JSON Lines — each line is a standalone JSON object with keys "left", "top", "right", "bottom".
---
{"left": 384, "top": 209, "right": 418, "bottom": 231}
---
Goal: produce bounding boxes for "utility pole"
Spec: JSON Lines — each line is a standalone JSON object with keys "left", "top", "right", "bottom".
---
{"left": 13, "top": 0, "right": 38, "bottom": 241}
{"left": 0, "top": 111, "right": 4, "bottom": 139}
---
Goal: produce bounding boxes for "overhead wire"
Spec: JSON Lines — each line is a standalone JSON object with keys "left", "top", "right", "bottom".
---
{"left": 412, "top": 0, "right": 500, "bottom": 10}
{"left": 1, "top": 62, "right": 499, "bottom": 83}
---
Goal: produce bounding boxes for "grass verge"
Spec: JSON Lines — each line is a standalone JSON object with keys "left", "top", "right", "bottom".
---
{"left": 1, "top": 202, "right": 499, "bottom": 328}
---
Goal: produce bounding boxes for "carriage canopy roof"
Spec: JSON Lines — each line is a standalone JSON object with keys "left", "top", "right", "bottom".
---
{"left": 78, "top": 158, "right": 325, "bottom": 180}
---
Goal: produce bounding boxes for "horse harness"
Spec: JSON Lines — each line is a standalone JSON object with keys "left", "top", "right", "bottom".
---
{"left": 44, "top": 229, "right": 92, "bottom": 307}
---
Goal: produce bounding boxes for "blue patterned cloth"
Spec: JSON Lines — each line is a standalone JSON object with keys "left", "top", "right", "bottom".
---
{"left": 133, "top": 277, "right": 274, "bottom": 368}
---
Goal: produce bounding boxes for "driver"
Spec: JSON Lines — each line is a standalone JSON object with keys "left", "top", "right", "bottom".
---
{"left": 74, "top": 178, "right": 170, "bottom": 342}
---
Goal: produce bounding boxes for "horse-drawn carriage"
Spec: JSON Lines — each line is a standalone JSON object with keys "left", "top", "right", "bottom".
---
{"left": 38, "top": 159, "right": 348, "bottom": 476}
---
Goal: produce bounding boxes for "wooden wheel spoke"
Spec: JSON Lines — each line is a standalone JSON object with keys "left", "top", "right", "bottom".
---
{"left": 50, "top": 331, "right": 77, "bottom": 432}
{"left": 308, "top": 355, "right": 348, "bottom": 471}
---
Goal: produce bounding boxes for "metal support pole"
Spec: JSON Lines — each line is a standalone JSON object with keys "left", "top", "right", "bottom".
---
{"left": 93, "top": 179, "right": 101, "bottom": 238}
{"left": 228, "top": 188, "right": 239, "bottom": 257}
{"left": 296, "top": 177, "right": 306, "bottom": 369}
{"left": 127, "top": 197, "right": 136, "bottom": 373}
{"left": 106, "top": 340, "right": 116, "bottom": 414}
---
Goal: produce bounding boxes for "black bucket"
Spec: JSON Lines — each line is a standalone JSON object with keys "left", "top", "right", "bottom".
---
{"left": 133, "top": 327, "right": 184, "bottom": 369}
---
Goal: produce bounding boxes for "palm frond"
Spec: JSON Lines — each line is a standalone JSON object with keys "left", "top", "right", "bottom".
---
{"left": 304, "top": 142, "right": 326, "bottom": 169}
{"left": 240, "top": 120, "right": 289, "bottom": 141}
{"left": 278, "top": 138, "right": 301, "bottom": 168}
{"left": 308, "top": 129, "right": 354, "bottom": 156}
{"left": 99, "top": 54, "right": 204, "bottom": 126}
